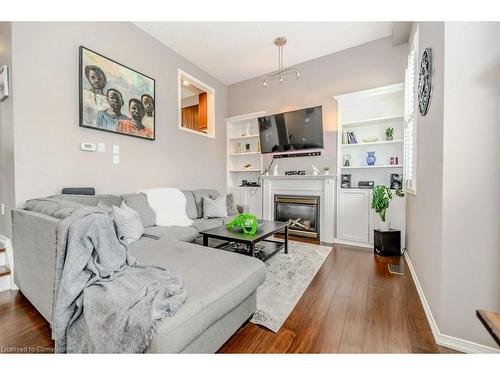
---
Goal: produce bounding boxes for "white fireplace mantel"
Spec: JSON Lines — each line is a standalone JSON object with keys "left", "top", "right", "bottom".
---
{"left": 262, "top": 175, "right": 336, "bottom": 244}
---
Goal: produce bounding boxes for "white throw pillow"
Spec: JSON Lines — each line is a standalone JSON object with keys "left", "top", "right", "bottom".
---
{"left": 112, "top": 202, "right": 144, "bottom": 244}
{"left": 141, "top": 188, "right": 193, "bottom": 227}
{"left": 203, "top": 195, "right": 228, "bottom": 218}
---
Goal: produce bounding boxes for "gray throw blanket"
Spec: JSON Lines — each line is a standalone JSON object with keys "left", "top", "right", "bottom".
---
{"left": 52, "top": 207, "right": 187, "bottom": 353}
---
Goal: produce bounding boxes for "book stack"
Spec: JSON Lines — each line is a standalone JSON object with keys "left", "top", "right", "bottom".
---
{"left": 343, "top": 131, "right": 358, "bottom": 144}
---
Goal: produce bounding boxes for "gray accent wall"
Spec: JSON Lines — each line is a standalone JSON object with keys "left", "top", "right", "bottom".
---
{"left": 9, "top": 22, "right": 228, "bottom": 209}
{"left": 228, "top": 37, "right": 408, "bottom": 173}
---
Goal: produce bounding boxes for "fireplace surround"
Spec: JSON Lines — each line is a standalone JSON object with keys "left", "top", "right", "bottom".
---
{"left": 262, "top": 175, "right": 336, "bottom": 244}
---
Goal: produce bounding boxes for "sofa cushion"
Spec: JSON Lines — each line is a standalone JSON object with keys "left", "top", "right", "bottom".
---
{"left": 182, "top": 191, "right": 198, "bottom": 220}
{"left": 202, "top": 195, "right": 228, "bottom": 218}
{"left": 192, "top": 189, "right": 220, "bottom": 219}
{"left": 23, "top": 198, "right": 85, "bottom": 219}
{"left": 50, "top": 194, "right": 123, "bottom": 208}
{"left": 191, "top": 218, "right": 224, "bottom": 232}
{"left": 122, "top": 193, "right": 156, "bottom": 228}
{"left": 143, "top": 225, "right": 198, "bottom": 243}
{"left": 128, "top": 238, "right": 266, "bottom": 353}
{"left": 112, "top": 202, "right": 144, "bottom": 244}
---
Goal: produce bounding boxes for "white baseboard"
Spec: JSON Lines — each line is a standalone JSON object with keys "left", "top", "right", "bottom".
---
{"left": 404, "top": 252, "right": 500, "bottom": 354}
{"left": 333, "top": 238, "right": 372, "bottom": 250}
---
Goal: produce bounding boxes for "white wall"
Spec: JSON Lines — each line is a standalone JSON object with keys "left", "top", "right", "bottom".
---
{"left": 405, "top": 21, "right": 445, "bottom": 328}
{"left": 440, "top": 22, "right": 500, "bottom": 346}
{"left": 10, "top": 22, "right": 228, "bottom": 207}
{"left": 405, "top": 21, "right": 500, "bottom": 350}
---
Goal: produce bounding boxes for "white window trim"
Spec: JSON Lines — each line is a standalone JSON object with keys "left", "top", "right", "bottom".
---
{"left": 178, "top": 69, "right": 216, "bottom": 138}
{"left": 404, "top": 27, "right": 418, "bottom": 195}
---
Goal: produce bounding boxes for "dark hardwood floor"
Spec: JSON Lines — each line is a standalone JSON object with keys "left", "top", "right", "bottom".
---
{"left": 0, "top": 243, "right": 457, "bottom": 353}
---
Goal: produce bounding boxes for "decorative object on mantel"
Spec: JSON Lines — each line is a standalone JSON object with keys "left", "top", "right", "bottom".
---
{"left": 261, "top": 37, "right": 301, "bottom": 88}
{"left": 323, "top": 167, "right": 330, "bottom": 175}
{"left": 272, "top": 163, "right": 279, "bottom": 176}
{"left": 343, "top": 154, "right": 351, "bottom": 167}
{"left": 385, "top": 127, "right": 394, "bottom": 141}
{"left": 285, "top": 170, "right": 306, "bottom": 176}
{"left": 371, "top": 185, "right": 405, "bottom": 231}
{"left": 366, "top": 151, "right": 377, "bottom": 166}
{"left": 79, "top": 46, "right": 155, "bottom": 140}
{"left": 311, "top": 165, "right": 321, "bottom": 176}
{"left": 418, "top": 47, "right": 433, "bottom": 116}
{"left": 0, "top": 65, "right": 9, "bottom": 102}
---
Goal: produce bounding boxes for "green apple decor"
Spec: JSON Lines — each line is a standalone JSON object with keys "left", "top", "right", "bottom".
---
{"left": 371, "top": 185, "right": 404, "bottom": 231}
{"left": 226, "top": 214, "right": 258, "bottom": 235}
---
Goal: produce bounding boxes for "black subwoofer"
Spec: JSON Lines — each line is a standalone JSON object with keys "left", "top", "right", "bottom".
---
{"left": 374, "top": 229, "right": 401, "bottom": 256}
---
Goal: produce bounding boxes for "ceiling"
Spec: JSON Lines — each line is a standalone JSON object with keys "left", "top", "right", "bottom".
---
{"left": 135, "top": 22, "right": 394, "bottom": 85}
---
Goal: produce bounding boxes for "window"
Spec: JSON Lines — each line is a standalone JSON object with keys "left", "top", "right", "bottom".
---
{"left": 178, "top": 69, "right": 215, "bottom": 138}
{"left": 404, "top": 28, "right": 418, "bottom": 194}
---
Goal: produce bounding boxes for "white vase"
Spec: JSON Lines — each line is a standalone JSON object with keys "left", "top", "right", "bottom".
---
{"left": 379, "top": 221, "right": 390, "bottom": 231}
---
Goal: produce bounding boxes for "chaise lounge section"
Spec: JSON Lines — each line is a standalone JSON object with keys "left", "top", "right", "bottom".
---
{"left": 12, "top": 190, "right": 265, "bottom": 353}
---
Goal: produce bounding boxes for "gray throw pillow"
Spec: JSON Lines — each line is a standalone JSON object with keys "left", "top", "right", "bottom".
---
{"left": 112, "top": 202, "right": 144, "bottom": 244}
{"left": 122, "top": 193, "right": 156, "bottom": 227}
{"left": 203, "top": 195, "right": 228, "bottom": 218}
{"left": 226, "top": 193, "right": 239, "bottom": 216}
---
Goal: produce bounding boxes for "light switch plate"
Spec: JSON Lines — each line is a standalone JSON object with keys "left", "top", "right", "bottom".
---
{"left": 113, "top": 145, "right": 120, "bottom": 154}
{"left": 97, "top": 143, "right": 105, "bottom": 152}
{"left": 113, "top": 155, "right": 120, "bottom": 165}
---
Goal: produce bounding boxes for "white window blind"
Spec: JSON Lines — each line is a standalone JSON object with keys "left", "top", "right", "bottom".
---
{"left": 404, "top": 29, "right": 418, "bottom": 194}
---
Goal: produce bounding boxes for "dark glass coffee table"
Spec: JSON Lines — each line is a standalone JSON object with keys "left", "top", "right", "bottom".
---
{"left": 200, "top": 220, "right": 289, "bottom": 262}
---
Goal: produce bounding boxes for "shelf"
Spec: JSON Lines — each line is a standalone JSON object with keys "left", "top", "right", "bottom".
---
{"left": 342, "top": 115, "right": 403, "bottom": 127}
{"left": 228, "top": 134, "right": 260, "bottom": 140}
{"left": 341, "top": 165, "right": 403, "bottom": 169}
{"left": 341, "top": 140, "right": 402, "bottom": 148}
{"left": 229, "top": 152, "right": 261, "bottom": 156}
{"left": 228, "top": 169, "right": 262, "bottom": 172}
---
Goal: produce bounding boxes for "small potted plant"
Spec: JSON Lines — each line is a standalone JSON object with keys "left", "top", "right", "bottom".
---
{"left": 371, "top": 185, "right": 404, "bottom": 231}
{"left": 385, "top": 127, "right": 394, "bottom": 141}
{"left": 323, "top": 166, "right": 330, "bottom": 175}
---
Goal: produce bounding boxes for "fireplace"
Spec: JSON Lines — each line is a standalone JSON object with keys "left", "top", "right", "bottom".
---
{"left": 274, "top": 195, "right": 320, "bottom": 239}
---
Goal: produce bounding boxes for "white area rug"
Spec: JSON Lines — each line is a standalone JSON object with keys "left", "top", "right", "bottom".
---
{"left": 251, "top": 241, "right": 332, "bottom": 332}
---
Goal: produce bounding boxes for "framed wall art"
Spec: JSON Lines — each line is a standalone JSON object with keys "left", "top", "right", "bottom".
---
{"left": 79, "top": 46, "right": 155, "bottom": 140}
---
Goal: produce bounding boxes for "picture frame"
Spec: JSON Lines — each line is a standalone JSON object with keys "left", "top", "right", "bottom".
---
{"left": 0, "top": 65, "right": 9, "bottom": 102}
{"left": 79, "top": 46, "right": 156, "bottom": 141}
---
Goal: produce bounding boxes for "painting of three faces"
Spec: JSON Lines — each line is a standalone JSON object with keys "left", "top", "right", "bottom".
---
{"left": 80, "top": 46, "right": 155, "bottom": 140}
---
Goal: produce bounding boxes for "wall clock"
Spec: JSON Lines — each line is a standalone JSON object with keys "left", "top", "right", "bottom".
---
{"left": 418, "top": 48, "right": 433, "bottom": 116}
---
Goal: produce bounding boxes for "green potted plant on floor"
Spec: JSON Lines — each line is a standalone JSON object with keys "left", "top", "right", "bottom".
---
{"left": 371, "top": 185, "right": 404, "bottom": 231}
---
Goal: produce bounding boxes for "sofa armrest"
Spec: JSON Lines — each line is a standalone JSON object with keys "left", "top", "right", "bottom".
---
{"left": 12, "top": 209, "right": 59, "bottom": 323}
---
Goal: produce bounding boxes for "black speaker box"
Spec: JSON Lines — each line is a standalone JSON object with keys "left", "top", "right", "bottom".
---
{"left": 390, "top": 174, "right": 402, "bottom": 189}
{"left": 340, "top": 174, "right": 351, "bottom": 188}
{"left": 374, "top": 229, "right": 401, "bottom": 256}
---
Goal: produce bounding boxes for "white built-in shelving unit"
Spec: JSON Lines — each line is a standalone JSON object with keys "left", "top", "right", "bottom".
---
{"left": 334, "top": 83, "right": 406, "bottom": 249}
{"left": 225, "top": 111, "right": 266, "bottom": 218}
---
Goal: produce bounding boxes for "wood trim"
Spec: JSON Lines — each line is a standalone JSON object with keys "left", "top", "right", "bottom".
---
{"left": 477, "top": 310, "right": 500, "bottom": 347}
{"left": 0, "top": 265, "right": 11, "bottom": 277}
{"left": 0, "top": 248, "right": 5, "bottom": 253}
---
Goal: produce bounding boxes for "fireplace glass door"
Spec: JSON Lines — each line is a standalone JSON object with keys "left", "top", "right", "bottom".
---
{"left": 274, "top": 195, "right": 320, "bottom": 239}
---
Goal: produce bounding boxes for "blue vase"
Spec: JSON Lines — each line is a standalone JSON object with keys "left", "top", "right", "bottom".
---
{"left": 366, "top": 151, "right": 376, "bottom": 166}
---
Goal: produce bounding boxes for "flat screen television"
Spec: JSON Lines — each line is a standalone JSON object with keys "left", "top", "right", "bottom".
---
{"left": 258, "top": 106, "right": 324, "bottom": 154}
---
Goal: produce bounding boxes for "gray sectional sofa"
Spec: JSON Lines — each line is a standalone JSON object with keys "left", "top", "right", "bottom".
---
{"left": 12, "top": 189, "right": 266, "bottom": 353}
